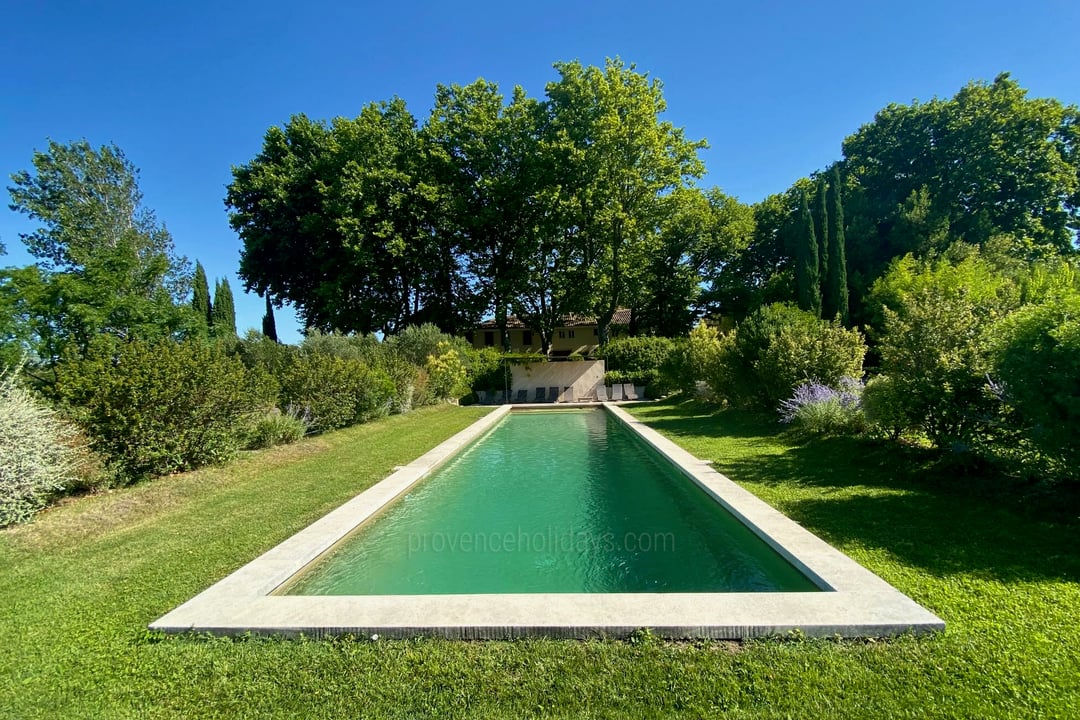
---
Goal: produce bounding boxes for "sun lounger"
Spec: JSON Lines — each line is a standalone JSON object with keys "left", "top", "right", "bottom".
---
{"left": 594, "top": 384, "right": 608, "bottom": 402}
{"left": 493, "top": 390, "right": 505, "bottom": 405}
{"left": 623, "top": 383, "right": 639, "bottom": 400}
{"left": 548, "top": 386, "right": 559, "bottom": 403}
{"left": 534, "top": 387, "right": 546, "bottom": 403}
{"left": 609, "top": 384, "right": 624, "bottom": 401}
{"left": 515, "top": 389, "right": 528, "bottom": 403}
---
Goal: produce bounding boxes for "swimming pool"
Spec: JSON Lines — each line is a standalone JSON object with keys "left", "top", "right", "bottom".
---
{"left": 283, "top": 409, "right": 818, "bottom": 596}
{"left": 150, "top": 404, "right": 944, "bottom": 639}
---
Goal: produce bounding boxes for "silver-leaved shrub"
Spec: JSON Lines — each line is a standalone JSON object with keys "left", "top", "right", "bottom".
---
{"left": 0, "top": 365, "right": 79, "bottom": 526}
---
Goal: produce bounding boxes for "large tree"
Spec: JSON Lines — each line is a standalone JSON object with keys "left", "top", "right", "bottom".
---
{"left": 843, "top": 74, "right": 1080, "bottom": 269}
{"left": 545, "top": 58, "right": 706, "bottom": 344}
{"left": 424, "top": 81, "right": 542, "bottom": 348}
{"left": 4, "top": 140, "right": 192, "bottom": 363}
{"left": 228, "top": 102, "right": 477, "bottom": 335}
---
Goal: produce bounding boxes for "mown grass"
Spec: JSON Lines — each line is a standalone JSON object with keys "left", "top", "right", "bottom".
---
{"left": 2, "top": 400, "right": 1077, "bottom": 718}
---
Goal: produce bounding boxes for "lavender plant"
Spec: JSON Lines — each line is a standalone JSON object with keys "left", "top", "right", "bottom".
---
{"left": 779, "top": 377, "right": 865, "bottom": 434}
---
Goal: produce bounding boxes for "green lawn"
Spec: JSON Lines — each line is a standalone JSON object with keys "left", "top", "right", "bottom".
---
{"left": 1, "top": 401, "right": 1077, "bottom": 719}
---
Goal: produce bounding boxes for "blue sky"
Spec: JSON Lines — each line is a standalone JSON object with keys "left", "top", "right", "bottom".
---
{"left": 3, "top": 0, "right": 1078, "bottom": 343}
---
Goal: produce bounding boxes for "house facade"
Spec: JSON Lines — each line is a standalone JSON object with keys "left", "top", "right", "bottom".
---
{"left": 464, "top": 308, "right": 631, "bottom": 357}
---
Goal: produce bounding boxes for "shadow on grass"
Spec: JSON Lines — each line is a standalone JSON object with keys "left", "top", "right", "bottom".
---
{"left": 637, "top": 400, "right": 1080, "bottom": 585}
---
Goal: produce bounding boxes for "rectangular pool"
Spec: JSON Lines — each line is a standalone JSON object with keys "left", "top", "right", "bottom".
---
{"left": 150, "top": 404, "right": 944, "bottom": 639}
{"left": 283, "top": 409, "right": 818, "bottom": 595}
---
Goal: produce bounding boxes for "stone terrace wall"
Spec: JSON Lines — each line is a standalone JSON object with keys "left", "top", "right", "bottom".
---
{"left": 509, "top": 360, "right": 605, "bottom": 402}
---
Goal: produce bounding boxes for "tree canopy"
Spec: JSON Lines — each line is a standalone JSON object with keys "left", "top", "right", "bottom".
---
{"left": 4, "top": 140, "right": 192, "bottom": 363}
{"left": 226, "top": 59, "right": 710, "bottom": 343}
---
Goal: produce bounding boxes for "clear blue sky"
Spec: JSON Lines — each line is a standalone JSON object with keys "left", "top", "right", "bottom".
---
{"left": 3, "top": 0, "right": 1078, "bottom": 343}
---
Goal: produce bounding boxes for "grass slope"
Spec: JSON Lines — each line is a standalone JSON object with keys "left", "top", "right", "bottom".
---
{"left": 1, "top": 401, "right": 1077, "bottom": 719}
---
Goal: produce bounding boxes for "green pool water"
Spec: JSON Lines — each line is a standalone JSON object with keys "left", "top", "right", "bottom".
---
{"left": 285, "top": 409, "right": 819, "bottom": 595}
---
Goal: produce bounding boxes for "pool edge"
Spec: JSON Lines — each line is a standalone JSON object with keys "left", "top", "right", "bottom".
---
{"left": 150, "top": 403, "right": 944, "bottom": 639}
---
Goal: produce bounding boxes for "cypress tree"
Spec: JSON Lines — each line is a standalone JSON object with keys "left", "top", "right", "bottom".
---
{"left": 262, "top": 294, "right": 278, "bottom": 342}
{"left": 795, "top": 191, "right": 821, "bottom": 317}
{"left": 824, "top": 166, "right": 850, "bottom": 324}
{"left": 192, "top": 261, "right": 213, "bottom": 329}
{"left": 816, "top": 175, "right": 829, "bottom": 295}
{"left": 212, "top": 278, "right": 237, "bottom": 337}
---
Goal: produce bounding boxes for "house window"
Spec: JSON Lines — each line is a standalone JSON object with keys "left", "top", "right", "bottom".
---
{"left": 485, "top": 331, "right": 495, "bottom": 347}
{"left": 522, "top": 330, "right": 533, "bottom": 346}
{"left": 558, "top": 330, "right": 565, "bottom": 339}
{"left": 593, "top": 328, "right": 598, "bottom": 336}
{"left": 465, "top": 332, "right": 474, "bottom": 343}
{"left": 568, "top": 329, "right": 575, "bottom": 338}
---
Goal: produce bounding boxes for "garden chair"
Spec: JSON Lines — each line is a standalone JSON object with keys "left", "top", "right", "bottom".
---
{"left": 609, "top": 384, "right": 624, "bottom": 402}
{"left": 623, "top": 384, "right": 639, "bottom": 401}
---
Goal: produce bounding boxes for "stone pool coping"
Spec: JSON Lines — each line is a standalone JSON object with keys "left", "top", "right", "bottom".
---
{"left": 150, "top": 403, "right": 944, "bottom": 639}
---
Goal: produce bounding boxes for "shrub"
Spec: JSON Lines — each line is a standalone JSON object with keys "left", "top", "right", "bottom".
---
{"left": 53, "top": 339, "right": 276, "bottom": 482}
{"left": 861, "top": 375, "right": 911, "bottom": 440}
{"left": 234, "top": 332, "right": 297, "bottom": 378}
{"left": 468, "top": 347, "right": 507, "bottom": 393}
{"left": 990, "top": 294, "right": 1080, "bottom": 472}
{"left": 280, "top": 354, "right": 394, "bottom": 432}
{"left": 599, "top": 336, "right": 676, "bottom": 374}
{"left": 875, "top": 286, "right": 997, "bottom": 448}
{"left": 779, "top": 379, "right": 865, "bottom": 435}
{"left": 713, "top": 304, "right": 866, "bottom": 409}
{"left": 0, "top": 365, "right": 79, "bottom": 526}
{"left": 425, "top": 342, "right": 470, "bottom": 401}
{"left": 661, "top": 322, "right": 724, "bottom": 394}
{"left": 386, "top": 324, "right": 472, "bottom": 367}
{"left": 371, "top": 351, "right": 423, "bottom": 414}
{"left": 244, "top": 406, "right": 312, "bottom": 450}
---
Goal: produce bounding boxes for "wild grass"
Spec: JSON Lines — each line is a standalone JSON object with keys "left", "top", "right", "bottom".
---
{"left": 1, "top": 400, "right": 1077, "bottom": 718}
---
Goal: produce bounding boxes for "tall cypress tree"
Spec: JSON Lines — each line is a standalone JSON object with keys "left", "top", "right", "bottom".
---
{"left": 816, "top": 175, "right": 829, "bottom": 294}
{"left": 824, "top": 166, "right": 850, "bottom": 324}
{"left": 212, "top": 277, "right": 237, "bottom": 337}
{"left": 192, "top": 261, "right": 213, "bottom": 330}
{"left": 262, "top": 294, "right": 278, "bottom": 342}
{"left": 796, "top": 191, "right": 821, "bottom": 317}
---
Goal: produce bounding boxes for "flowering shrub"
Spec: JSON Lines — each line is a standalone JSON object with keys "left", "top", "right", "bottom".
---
{"left": 425, "top": 342, "right": 470, "bottom": 402}
{"left": 1, "top": 365, "right": 79, "bottom": 526}
{"left": 779, "top": 378, "right": 865, "bottom": 435}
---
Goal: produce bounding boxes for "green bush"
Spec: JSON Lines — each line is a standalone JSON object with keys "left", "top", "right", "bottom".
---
{"left": 861, "top": 375, "right": 911, "bottom": 440}
{"left": 244, "top": 406, "right": 311, "bottom": 450}
{"left": 599, "top": 336, "right": 676, "bottom": 374}
{"left": 712, "top": 304, "right": 866, "bottom": 409}
{"left": 234, "top": 332, "right": 297, "bottom": 378}
{"left": 385, "top": 324, "right": 472, "bottom": 367}
{"left": 0, "top": 364, "right": 80, "bottom": 526}
{"left": 467, "top": 347, "right": 507, "bottom": 393}
{"left": 661, "top": 322, "right": 725, "bottom": 394}
{"left": 875, "top": 285, "right": 998, "bottom": 449}
{"left": 424, "top": 342, "right": 470, "bottom": 401}
{"left": 53, "top": 339, "right": 277, "bottom": 481}
{"left": 991, "top": 294, "right": 1080, "bottom": 472}
{"left": 279, "top": 354, "right": 394, "bottom": 432}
